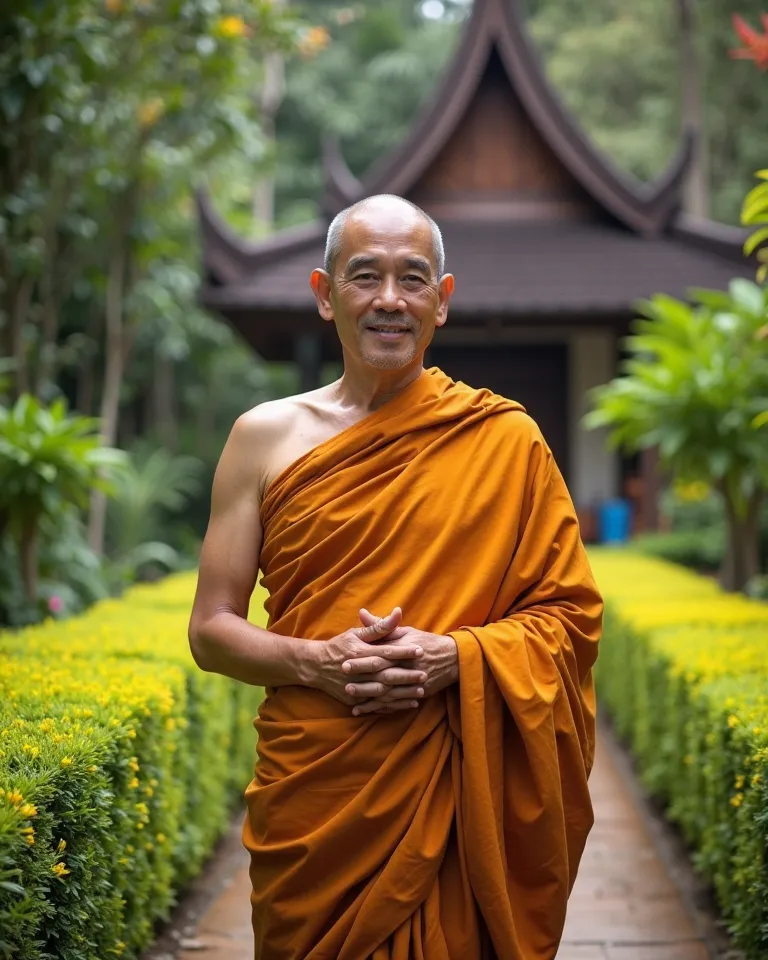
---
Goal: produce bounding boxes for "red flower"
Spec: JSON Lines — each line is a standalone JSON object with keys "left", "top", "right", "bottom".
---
{"left": 730, "top": 13, "right": 768, "bottom": 69}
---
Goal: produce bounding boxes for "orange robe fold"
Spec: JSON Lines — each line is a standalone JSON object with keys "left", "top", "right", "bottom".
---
{"left": 243, "top": 367, "right": 602, "bottom": 960}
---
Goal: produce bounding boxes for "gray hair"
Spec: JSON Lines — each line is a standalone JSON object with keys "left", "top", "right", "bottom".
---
{"left": 324, "top": 194, "right": 445, "bottom": 279}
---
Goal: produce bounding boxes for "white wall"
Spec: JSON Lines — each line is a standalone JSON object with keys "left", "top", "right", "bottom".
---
{"left": 568, "top": 330, "right": 619, "bottom": 509}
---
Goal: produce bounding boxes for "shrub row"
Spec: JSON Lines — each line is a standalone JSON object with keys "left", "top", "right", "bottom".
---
{"left": 0, "top": 574, "right": 266, "bottom": 960}
{"left": 590, "top": 549, "right": 768, "bottom": 958}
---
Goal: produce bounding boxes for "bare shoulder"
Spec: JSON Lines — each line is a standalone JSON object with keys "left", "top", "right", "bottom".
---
{"left": 227, "top": 386, "right": 337, "bottom": 498}
{"left": 234, "top": 395, "right": 300, "bottom": 442}
{"left": 234, "top": 386, "right": 332, "bottom": 444}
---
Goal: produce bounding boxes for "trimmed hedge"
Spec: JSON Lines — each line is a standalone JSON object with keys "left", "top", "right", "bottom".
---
{"left": 591, "top": 550, "right": 768, "bottom": 958}
{"left": 0, "top": 574, "right": 266, "bottom": 960}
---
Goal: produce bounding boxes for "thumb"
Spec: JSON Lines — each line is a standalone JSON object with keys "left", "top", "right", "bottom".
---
{"left": 354, "top": 607, "right": 402, "bottom": 642}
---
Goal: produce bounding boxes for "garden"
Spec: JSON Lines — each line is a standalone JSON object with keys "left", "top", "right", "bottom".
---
{"left": 1, "top": 2, "right": 768, "bottom": 958}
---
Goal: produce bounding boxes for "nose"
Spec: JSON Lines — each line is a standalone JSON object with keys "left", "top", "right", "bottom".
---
{"left": 373, "top": 276, "right": 407, "bottom": 313}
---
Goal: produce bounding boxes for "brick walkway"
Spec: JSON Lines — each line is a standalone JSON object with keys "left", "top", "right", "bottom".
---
{"left": 178, "top": 731, "right": 711, "bottom": 960}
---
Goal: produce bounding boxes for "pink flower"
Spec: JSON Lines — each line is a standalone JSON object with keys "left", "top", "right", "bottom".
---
{"left": 48, "top": 595, "right": 64, "bottom": 614}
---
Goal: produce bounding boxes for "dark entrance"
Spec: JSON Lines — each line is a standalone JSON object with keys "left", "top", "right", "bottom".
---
{"left": 429, "top": 343, "right": 569, "bottom": 479}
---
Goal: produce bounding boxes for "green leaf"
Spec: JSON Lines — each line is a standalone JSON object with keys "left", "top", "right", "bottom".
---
{"left": 741, "top": 182, "right": 768, "bottom": 224}
{"left": 744, "top": 226, "right": 768, "bottom": 256}
{"left": 729, "top": 279, "right": 765, "bottom": 316}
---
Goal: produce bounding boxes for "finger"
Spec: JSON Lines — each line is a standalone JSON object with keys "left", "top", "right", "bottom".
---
{"left": 346, "top": 667, "right": 428, "bottom": 685}
{"left": 371, "top": 626, "right": 410, "bottom": 643}
{"left": 358, "top": 607, "right": 378, "bottom": 626}
{"left": 354, "top": 607, "right": 402, "bottom": 642}
{"left": 346, "top": 682, "right": 424, "bottom": 701}
{"left": 353, "top": 697, "right": 421, "bottom": 716}
{"left": 359, "top": 609, "right": 410, "bottom": 645}
{"left": 342, "top": 646, "right": 422, "bottom": 674}
{"left": 342, "top": 656, "right": 426, "bottom": 677}
{"left": 367, "top": 643, "right": 423, "bottom": 661}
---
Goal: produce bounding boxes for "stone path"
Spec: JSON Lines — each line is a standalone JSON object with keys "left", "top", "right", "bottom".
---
{"left": 177, "top": 728, "right": 713, "bottom": 960}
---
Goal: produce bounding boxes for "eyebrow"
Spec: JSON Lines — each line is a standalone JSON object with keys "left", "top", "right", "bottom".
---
{"left": 403, "top": 256, "right": 432, "bottom": 274}
{"left": 344, "top": 255, "right": 378, "bottom": 275}
{"left": 343, "top": 254, "right": 433, "bottom": 275}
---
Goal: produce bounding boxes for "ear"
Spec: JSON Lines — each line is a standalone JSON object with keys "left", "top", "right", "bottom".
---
{"left": 310, "top": 269, "right": 334, "bottom": 322}
{"left": 434, "top": 273, "right": 455, "bottom": 328}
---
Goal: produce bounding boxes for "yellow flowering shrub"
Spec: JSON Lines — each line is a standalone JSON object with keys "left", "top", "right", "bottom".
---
{"left": 591, "top": 550, "right": 768, "bottom": 958}
{"left": 0, "top": 573, "right": 267, "bottom": 960}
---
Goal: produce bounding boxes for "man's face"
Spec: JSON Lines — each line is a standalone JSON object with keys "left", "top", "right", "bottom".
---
{"left": 311, "top": 203, "right": 454, "bottom": 371}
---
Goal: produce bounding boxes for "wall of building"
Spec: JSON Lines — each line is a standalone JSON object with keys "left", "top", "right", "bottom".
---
{"left": 568, "top": 330, "right": 620, "bottom": 511}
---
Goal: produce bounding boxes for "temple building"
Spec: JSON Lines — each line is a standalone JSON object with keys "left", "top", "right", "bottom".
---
{"left": 197, "top": 0, "right": 751, "bottom": 534}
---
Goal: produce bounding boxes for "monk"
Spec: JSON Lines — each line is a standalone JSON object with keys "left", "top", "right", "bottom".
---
{"left": 188, "top": 194, "right": 602, "bottom": 960}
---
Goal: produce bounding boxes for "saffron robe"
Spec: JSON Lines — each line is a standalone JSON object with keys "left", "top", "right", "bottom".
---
{"left": 243, "top": 366, "right": 602, "bottom": 960}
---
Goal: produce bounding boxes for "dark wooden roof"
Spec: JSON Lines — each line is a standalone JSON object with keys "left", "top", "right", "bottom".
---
{"left": 198, "top": 0, "right": 752, "bottom": 357}
{"left": 202, "top": 219, "right": 749, "bottom": 314}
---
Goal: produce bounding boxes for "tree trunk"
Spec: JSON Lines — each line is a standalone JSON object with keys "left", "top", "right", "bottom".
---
{"left": 34, "top": 193, "right": 67, "bottom": 398}
{"left": 676, "top": 0, "right": 709, "bottom": 218}
{"left": 154, "top": 351, "right": 177, "bottom": 451}
{"left": 720, "top": 490, "right": 762, "bottom": 593}
{"left": 77, "top": 354, "right": 95, "bottom": 416}
{"left": 88, "top": 243, "right": 127, "bottom": 555}
{"left": 76, "top": 308, "right": 98, "bottom": 415}
{"left": 10, "top": 276, "right": 34, "bottom": 398}
{"left": 195, "top": 381, "right": 217, "bottom": 459}
{"left": 19, "top": 518, "right": 38, "bottom": 601}
{"left": 252, "top": 31, "right": 286, "bottom": 230}
{"left": 36, "top": 294, "right": 59, "bottom": 399}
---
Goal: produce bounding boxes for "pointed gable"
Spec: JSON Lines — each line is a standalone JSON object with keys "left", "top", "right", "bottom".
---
{"left": 408, "top": 49, "right": 599, "bottom": 221}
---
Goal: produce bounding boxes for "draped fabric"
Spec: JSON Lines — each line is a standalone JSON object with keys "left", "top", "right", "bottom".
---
{"left": 242, "top": 366, "right": 602, "bottom": 960}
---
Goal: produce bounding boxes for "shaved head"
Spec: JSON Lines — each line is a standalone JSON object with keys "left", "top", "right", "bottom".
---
{"left": 325, "top": 195, "right": 445, "bottom": 279}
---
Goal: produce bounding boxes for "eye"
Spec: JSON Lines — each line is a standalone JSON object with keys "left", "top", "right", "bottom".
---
{"left": 355, "top": 272, "right": 377, "bottom": 282}
{"left": 403, "top": 275, "right": 425, "bottom": 283}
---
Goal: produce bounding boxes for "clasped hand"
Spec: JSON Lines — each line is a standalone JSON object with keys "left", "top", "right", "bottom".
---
{"left": 315, "top": 607, "right": 458, "bottom": 716}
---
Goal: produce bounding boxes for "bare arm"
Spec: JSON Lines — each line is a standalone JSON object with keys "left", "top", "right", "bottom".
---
{"left": 188, "top": 410, "right": 426, "bottom": 697}
{"left": 188, "top": 410, "right": 314, "bottom": 687}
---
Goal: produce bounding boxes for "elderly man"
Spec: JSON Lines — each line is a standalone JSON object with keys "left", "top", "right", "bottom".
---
{"left": 188, "top": 194, "right": 602, "bottom": 960}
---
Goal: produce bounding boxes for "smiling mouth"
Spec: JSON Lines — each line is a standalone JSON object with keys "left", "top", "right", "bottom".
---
{"left": 364, "top": 325, "right": 412, "bottom": 334}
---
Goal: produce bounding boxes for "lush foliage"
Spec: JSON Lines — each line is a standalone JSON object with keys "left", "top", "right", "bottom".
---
{"left": 0, "top": 0, "right": 302, "bottom": 563}
{"left": 585, "top": 280, "right": 768, "bottom": 591}
{"left": 0, "top": 395, "right": 126, "bottom": 603}
{"left": 0, "top": 0, "right": 304, "bottom": 615}
{"left": 0, "top": 573, "right": 267, "bottom": 960}
{"left": 741, "top": 169, "right": 768, "bottom": 284}
{"left": 591, "top": 549, "right": 768, "bottom": 957}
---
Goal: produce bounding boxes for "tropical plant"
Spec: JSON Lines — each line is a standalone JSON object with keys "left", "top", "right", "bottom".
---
{"left": 0, "top": 508, "right": 110, "bottom": 627}
{"left": 584, "top": 280, "right": 768, "bottom": 592}
{"left": 730, "top": 16, "right": 768, "bottom": 279}
{"left": 107, "top": 444, "right": 204, "bottom": 555}
{"left": 97, "top": 444, "right": 205, "bottom": 591}
{"left": 0, "top": 395, "right": 126, "bottom": 599}
{"left": 740, "top": 170, "right": 768, "bottom": 287}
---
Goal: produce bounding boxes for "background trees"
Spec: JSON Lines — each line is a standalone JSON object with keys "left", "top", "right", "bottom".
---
{"left": 0, "top": 1, "right": 300, "bottom": 622}
{"left": 585, "top": 282, "right": 768, "bottom": 592}
{"left": 2, "top": 0, "right": 767, "bottom": 620}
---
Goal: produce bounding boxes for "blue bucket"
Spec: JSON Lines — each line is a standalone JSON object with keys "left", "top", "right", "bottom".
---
{"left": 598, "top": 498, "right": 632, "bottom": 544}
